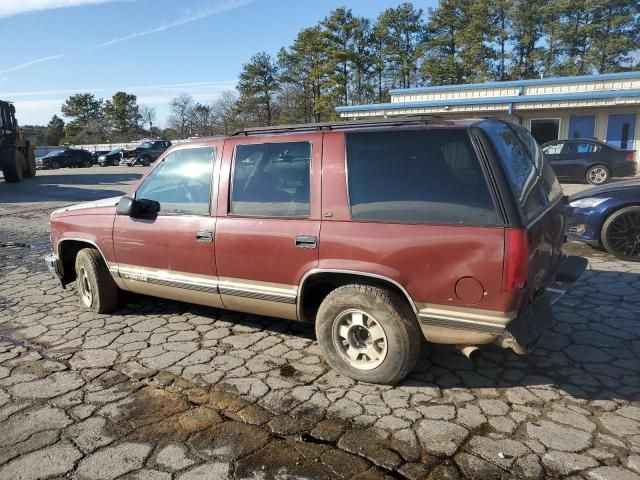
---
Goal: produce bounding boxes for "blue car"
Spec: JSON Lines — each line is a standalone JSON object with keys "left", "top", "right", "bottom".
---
{"left": 567, "top": 180, "right": 640, "bottom": 261}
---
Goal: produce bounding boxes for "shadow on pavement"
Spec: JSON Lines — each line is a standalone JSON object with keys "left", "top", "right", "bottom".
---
{"left": 0, "top": 172, "right": 141, "bottom": 204}
{"left": 110, "top": 266, "right": 639, "bottom": 402}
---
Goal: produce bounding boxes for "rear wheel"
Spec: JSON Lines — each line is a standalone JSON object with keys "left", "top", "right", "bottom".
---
{"left": 586, "top": 165, "right": 610, "bottom": 185}
{"left": 601, "top": 206, "right": 640, "bottom": 261}
{"left": 141, "top": 155, "right": 151, "bottom": 167}
{"left": 74, "top": 248, "right": 119, "bottom": 313}
{"left": 1, "top": 149, "right": 24, "bottom": 183}
{"left": 315, "top": 284, "right": 421, "bottom": 384}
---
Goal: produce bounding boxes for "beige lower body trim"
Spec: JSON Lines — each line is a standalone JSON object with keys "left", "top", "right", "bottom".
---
{"left": 416, "top": 302, "right": 516, "bottom": 345}
{"left": 111, "top": 264, "right": 297, "bottom": 319}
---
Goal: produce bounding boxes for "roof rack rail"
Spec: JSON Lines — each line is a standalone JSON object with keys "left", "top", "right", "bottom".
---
{"left": 231, "top": 115, "right": 444, "bottom": 136}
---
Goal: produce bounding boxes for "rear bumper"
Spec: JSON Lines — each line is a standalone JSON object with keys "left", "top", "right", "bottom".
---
{"left": 612, "top": 162, "right": 637, "bottom": 178}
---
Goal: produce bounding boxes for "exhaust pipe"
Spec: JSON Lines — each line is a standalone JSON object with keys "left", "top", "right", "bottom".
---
{"left": 456, "top": 345, "right": 480, "bottom": 359}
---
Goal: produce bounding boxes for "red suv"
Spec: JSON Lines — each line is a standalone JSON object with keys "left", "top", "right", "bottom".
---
{"left": 46, "top": 117, "right": 585, "bottom": 384}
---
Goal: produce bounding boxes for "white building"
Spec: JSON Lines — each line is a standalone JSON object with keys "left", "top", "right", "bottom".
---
{"left": 337, "top": 71, "right": 640, "bottom": 153}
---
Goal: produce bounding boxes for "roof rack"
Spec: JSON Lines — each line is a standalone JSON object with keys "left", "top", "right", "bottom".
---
{"left": 231, "top": 115, "right": 444, "bottom": 136}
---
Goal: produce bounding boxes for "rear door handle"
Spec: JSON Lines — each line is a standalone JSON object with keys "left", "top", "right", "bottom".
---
{"left": 295, "top": 235, "right": 317, "bottom": 249}
{"left": 196, "top": 230, "right": 213, "bottom": 242}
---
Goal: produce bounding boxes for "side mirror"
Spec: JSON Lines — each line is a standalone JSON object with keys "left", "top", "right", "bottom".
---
{"left": 116, "top": 196, "right": 160, "bottom": 218}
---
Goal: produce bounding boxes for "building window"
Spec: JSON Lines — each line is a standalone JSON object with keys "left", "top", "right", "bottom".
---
{"left": 530, "top": 119, "right": 560, "bottom": 145}
{"left": 607, "top": 114, "right": 636, "bottom": 150}
{"left": 568, "top": 115, "right": 595, "bottom": 139}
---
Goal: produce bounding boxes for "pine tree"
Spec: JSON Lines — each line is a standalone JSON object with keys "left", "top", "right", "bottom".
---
{"left": 237, "top": 52, "right": 280, "bottom": 126}
{"left": 508, "top": 0, "right": 545, "bottom": 79}
{"left": 46, "top": 115, "right": 65, "bottom": 146}
{"left": 375, "top": 3, "right": 425, "bottom": 89}
{"left": 590, "top": 0, "right": 639, "bottom": 73}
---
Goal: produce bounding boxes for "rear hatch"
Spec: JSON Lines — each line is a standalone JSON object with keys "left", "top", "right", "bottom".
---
{"left": 480, "top": 121, "right": 566, "bottom": 304}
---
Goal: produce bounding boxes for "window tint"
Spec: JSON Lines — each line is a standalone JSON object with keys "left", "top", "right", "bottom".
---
{"left": 542, "top": 142, "right": 563, "bottom": 154}
{"left": 135, "top": 147, "right": 214, "bottom": 215}
{"left": 231, "top": 142, "right": 311, "bottom": 217}
{"left": 482, "top": 120, "right": 561, "bottom": 222}
{"left": 345, "top": 130, "right": 499, "bottom": 225}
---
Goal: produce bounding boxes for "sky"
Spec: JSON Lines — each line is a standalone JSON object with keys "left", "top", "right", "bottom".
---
{"left": 1, "top": 0, "right": 438, "bottom": 127}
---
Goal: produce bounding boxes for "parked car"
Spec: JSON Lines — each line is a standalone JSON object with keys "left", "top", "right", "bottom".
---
{"left": 121, "top": 140, "right": 171, "bottom": 167}
{"left": 91, "top": 150, "right": 110, "bottom": 165}
{"left": 45, "top": 118, "right": 585, "bottom": 384}
{"left": 36, "top": 151, "right": 63, "bottom": 169}
{"left": 541, "top": 138, "right": 636, "bottom": 185}
{"left": 567, "top": 179, "right": 640, "bottom": 261}
{"left": 97, "top": 149, "right": 124, "bottom": 167}
{"left": 37, "top": 148, "right": 93, "bottom": 169}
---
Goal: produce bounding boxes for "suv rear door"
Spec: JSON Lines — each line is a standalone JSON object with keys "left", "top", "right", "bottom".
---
{"left": 214, "top": 133, "right": 322, "bottom": 320}
{"left": 480, "top": 120, "right": 565, "bottom": 303}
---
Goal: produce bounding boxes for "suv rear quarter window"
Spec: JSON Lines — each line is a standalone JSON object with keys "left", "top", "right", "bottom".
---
{"left": 345, "top": 129, "right": 499, "bottom": 225}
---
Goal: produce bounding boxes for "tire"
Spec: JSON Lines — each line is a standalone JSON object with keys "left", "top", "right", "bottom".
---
{"left": 74, "top": 248, "right": 119, "bottom": 313}
{"left": 141, "top": 156, "right": 150, "bottom": 167}
{"left": 586, "top": 165, "right": 610, "bottom": 185}
{"left": 24, "top": 148, "right": 37, "bottom": 178}
{"left": 600, "top": 206, "right": 640, "bottom": 261}
{"left": 112, "top": 159, "right": 119, "bottom": 167}
{"left": 1, "top": 149, "right": 24, "bottom": 183}
{"left": 51, "top": 161, "right": 60, "bottom": 169}
{"left": 83, "top": 160, "right": 91, "bottom": 168}
{"left": 315, "top": 284, "right": 421, "bottom": 385}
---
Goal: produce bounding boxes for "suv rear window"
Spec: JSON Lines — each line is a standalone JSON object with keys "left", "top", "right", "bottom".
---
{"left": 481, "top": 120, "right": 562, "bottom": 223}
{"left": 345, "top": 130, "right": 499, "bottom": 225}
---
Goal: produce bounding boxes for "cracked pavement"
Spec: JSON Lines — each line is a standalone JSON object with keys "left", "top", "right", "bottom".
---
{"left": 0, "top": 168, "right": 639, "bottom": 479}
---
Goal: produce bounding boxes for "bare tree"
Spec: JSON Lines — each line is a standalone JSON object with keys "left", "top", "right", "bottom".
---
{"left": 211, "top": 91, "right": 244, "bottom": 135}
{"left": 191, "top": 103, "right": 217, "bottom": 137}
{"left": 139, "top": 105, "right": 157, "bottom": 136}
{"left": 168, "top": 94, "right": 195, "bottom": 138}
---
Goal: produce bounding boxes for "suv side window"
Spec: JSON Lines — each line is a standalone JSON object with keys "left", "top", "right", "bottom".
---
{"left": 230, "top": 142, "right": 311, "bottom": 217}
{"left": 345, "top": 129, "right": 499, "bottom": 225}
{"left": 135, "top": 146, "right": 215, "bottom": 215}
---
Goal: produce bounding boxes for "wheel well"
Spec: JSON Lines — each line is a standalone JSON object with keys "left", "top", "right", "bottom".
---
{"left": 298, "top": 272, "right": 416, "bottom": 322}
{"left": 58, "top": 240, "right": 100, "bottom": 285}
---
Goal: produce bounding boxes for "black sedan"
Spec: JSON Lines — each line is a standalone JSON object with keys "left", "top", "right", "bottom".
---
{"left": 97, "top": 149, "right": 124, "bottom": 167}
{"left": 37, "top": 149, "right": 93, "bottom": 169}
{"left": 542, "top": 139, "right": 636, "bottom": 185}
{"left": 567, "top": 180, "right": 640, "bottom": 261}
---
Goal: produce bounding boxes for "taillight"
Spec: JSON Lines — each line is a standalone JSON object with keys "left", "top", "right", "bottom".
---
{"left": 503, "top": 228, "right": 529, "bottom": 292}
{"left": 625, "top": 152, "right": 635, "bottom": 162}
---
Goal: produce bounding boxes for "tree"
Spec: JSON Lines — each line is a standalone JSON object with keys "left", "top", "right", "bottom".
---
{"left": 237, "top": 52, "right": 280, "bottom": 126}
{"left": 508, "top": 0, "right": 545, "bottom": 79}
{"left": 191, "top": 103, "right": 216, "bottom": 136}
{"left": 61, "top": 93, "right": 103, "bottom": 125}
{"left": 490, "top": 0, "right": 513, "bottom": 80}
{"left": 104, "top": 92, "right": 142, "bottom": 139}
{"left": 589, "top": 0, "right": 638, "bottom": 73}
{"left": 211, "top": 91, "right": 244, "bottom": 135}
{"left": 279, "top": 27, "right": 332, "bottom": 122}
{"left": 421, "top": 0, "right": 464, "bottom": 85}
{"left": 375, "top": 3, "right": 425, "bottom": 89}
{"left": 139, "top": 105, "right": 157, "bottom": 135}
{"left": 168, "top": 94, "right": 195, "bottom": 137}
{"left": 46, "top": 115, "right": 65, "bottom": 145}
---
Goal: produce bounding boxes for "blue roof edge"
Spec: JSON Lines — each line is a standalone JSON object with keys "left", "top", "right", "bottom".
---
{"left": 335, "top": 88, "right": 640, "bottom": 112}
{"left": 387, "top": 71, "right": 640, "bottom": 95}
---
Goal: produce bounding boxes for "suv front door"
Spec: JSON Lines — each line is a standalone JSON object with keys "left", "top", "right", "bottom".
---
{"left": 113, "top": 144, "right": 223, "bottom": 308}
{"left": 214, "top": 134, "right": 322, "bottom": 320}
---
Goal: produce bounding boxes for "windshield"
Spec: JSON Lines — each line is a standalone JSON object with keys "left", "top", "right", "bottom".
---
{"left": 109, "top": 149, "right": 121, "bottom": 154}
{"left": 139, "top": 142, "right": 152, "bottom": 149}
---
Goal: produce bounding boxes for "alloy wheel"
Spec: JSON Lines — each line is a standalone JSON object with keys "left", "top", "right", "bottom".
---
{"left": 331, "top": 309, "right": 388, "bottom": 370}
{"left": 588, "top": 167, "right": 608, "bottom": 184}
{"left": 605, "top": 211, "right": 640, "bottom": 259}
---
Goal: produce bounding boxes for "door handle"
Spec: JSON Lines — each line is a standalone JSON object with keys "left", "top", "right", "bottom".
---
{"left": 196, "top": 230, "right": 213, "bottom": 242}
{"left": 295, "top": 235, "right": 317, "bottom": 249}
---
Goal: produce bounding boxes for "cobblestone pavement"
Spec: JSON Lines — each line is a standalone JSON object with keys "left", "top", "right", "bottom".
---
{"left": 0, "top": 168, "right": 639, "bottom": 479}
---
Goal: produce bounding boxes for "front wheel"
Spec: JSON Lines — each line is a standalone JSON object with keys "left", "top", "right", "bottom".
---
{"left": 601, "top": 206, "right": 640, "bottom": 261}
{"left": 315, "top": 284, "right": 421, "bottom": 385}
{"left": 1, "top": 149, "right": 24, "bottom": 183}
{"left": 74, "top": 248, "right": 119, "bottom": 313}
{"left": 141, "top": 156, "right": 150, "bottom": 167}
{"left": 586, "top": 165, "right": 610, "bottom": 185}
{"left": 51, "top": 161, "right": 60, "bottom": 169}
